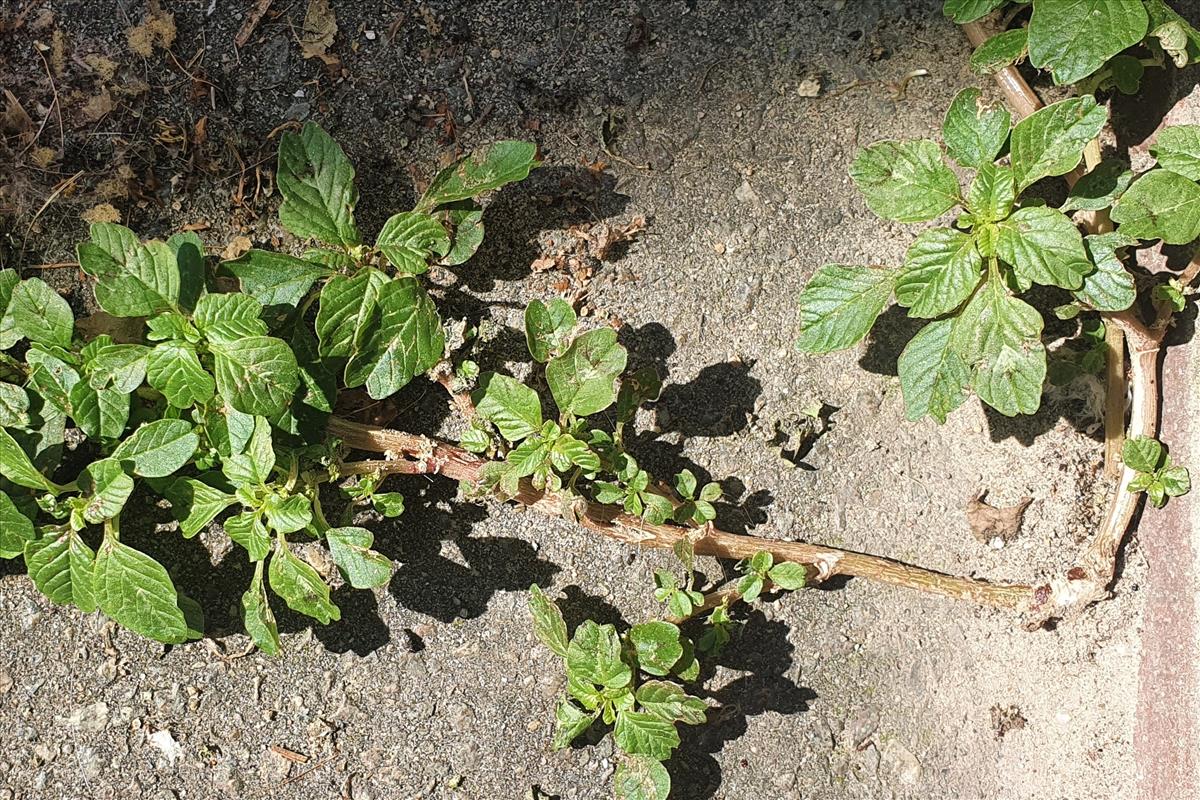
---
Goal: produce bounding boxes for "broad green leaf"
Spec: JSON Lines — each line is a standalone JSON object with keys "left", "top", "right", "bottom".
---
{"left": 211, "top": 336, "right": 300, "bottom": 416}
{"left": 10, "top": 279, "right": 73, "bottom": 349}
{"left": 79, "top": 458, "right": 134, "bottom": 523}
{"left": 242, "top": 561, "right": 280, "bottom": 655}
{"left": 68, "top": 532, "right": 98, "bottom": 613}
{"left": 971, "top": 29, "right": 1029, "bottom": 74}
{"left": 546, "top": 328, "right": 628, "bottom": 416}
{"left": 268, "top": 536, "right": 340, "bottom": 624}
{"left": 325, "top": 526, "right": 391, "bottom": 588}
{"left": 1027, "top": 0, "right": 1148, "bottom": 85}
{"left": 86, "top": 344, "right": 149, "bottom": 392}
{"left": 1161, "top": 465, "right": 1191, "bottom": 496}
{"left": 372, "top": 492, "right": 405, "bottom": 517}
{"left": 614, "top": 756, "right": 671, "bottom": 800}
{"left": 222, "top": 415, "right": 275, "bottom": 486}
{"left": 375, "top": 212, "right": 450, "bottom": 274}
{"left": 345, "top": 278, "right": 444, "bottom": 400}
{"left": 112, "top": 419, "right": 199, "bottom": 478}
{"left": 529, "top": 584, "right": 570, "bottom": 658}
{"left": 290, "top": 324, "right": 337, "bottom": 413}
{"left": 276, "top": 122, "right": 360, "bottom": 246}
{"left": 942, "top": 0, "right": 1005, "bottom": 23}
{"left": 567, "top": 620, "right": 632, "bottom": 689}
{"left": 262, "top": 494, "right": 312, "bottom": 534}
{"left": 166, "top": 232, "right": 204, "bottom": 313}
{"left": 629, "top": 621, "right": 683, "bottom": 677}
{"left": 78, "top": 225, "right": 190, "bottom": 317}
{"left": 26, "top": 347, "right": 79, "bottom": 415}
{"left": 613, "top": 710, "right": 680, "bottom": 761}
{"left": 967, "top": 163, "right": 1016, "bottom": 224}
{"left": 550, "top": 435, "right": 601, "bottom": 473}
{"left": 898, "top": 318, "right": 972, "bottom": 423}
{"left": 418, "top": 140, "right": 539, "bottom": 209}
{"left": 439, "top": 204, "right": 484, "bottom": 266}
{"left": 224, "top": 249, "right": 331, "bottom": 309}
{"left": 95, "top": 536, "right": 188, "bottom": 643}
{"left": 849, "top": 139, "right": 961, "bottom": 223}
{"left": 147, "top": 342, "right": 215, "bottom": 409}
{"left": 1123, "top": 435, "right": 1165, "bottom": 472}
{"left": 0, "top": 490, "right": 34, "bottom": 559}
{"left": 26, "top": 531, "right": 95, "bottom": 608}
{"left": 996, "top": 207, "right": 1091, "bottom": 290}
{"left": 1149, "top": 126, "right": 1200, "bottom": 181}
{"left": 162, "top": 476, "right": 236, "bottom": 537}
{"left": 505, "top": 435, "right": 552, "bottom": 478}
{"left": 1077, "top": 233, "right": 1137, "bottom": 311}
{"left": 525, "top": 298, "right": 577, "bottom": 363}
{"left": 145, "top": 311, "right": 201, "bottom": 343}
{"left": 69, "top": 381, "right": 130, "bottom": 440}
{"left": 0, "top": 383, "right": 29, "bottom": 428}
{"left": 636, "top": 680, "right": 708, "bottom": 725}
{"left": 0, "top": 269, "right": 19, "bottom": 348}
{"left": 952, "top": 277, "right": 1046, "bottom": 416}
{"left": 1145, "top": 0, "right": 1200, "bottom": 67}
{"left": 738, "top": 573, "right": 765, "bottom": 603}
{"left": 1009, "top": 97, "right": 1107, "bottom": 192}
{"left": 473, "top": 372, "right": 543, "bottom": 441}
{"left": 1062, "top": 159, "right": 1133, "bottom": 212}
{"left": 0, "top": 426, "right": 58, "bottom": 491}
{"left": 194, "top": 292, "right": 268, "bottom": 344}
{"left": 314, "top": 267, "right": 389, "bottom": 358}
{"left": 1107, "top": 53, "right": 1145, "bottom": 94}
{"left": 895, "top": 228, "right": 983, "bottom": 318}
{"left": 1111, "top": 169, "right": 1200, "bottom": 244}
{"left": 225, "top": 512, "right": 272, "bottom": 561}
{"left": 552, "top": 699, "right": 597, "bottom": 750}
{"left": 796, "top": 265, "right": 895, "bottom": 353}
{"left": 768, "top": 562, "right": 808, "bottom": 590}
{"left": 943, "top": 88, "right": 1011, "bottom": 169}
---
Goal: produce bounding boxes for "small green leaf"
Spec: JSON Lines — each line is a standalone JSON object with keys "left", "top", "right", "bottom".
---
{"left": 344, "top": 278, "right": 444, "bottom": 400}
{"left": 942, "top": 0, "right": 1005, "bottom": 23}
{"left": 674, "top": 470, "right": 698, "bottom": 500}
{"left": 0, "top": 490, "right": 35, "bottom": 559}
{"left": 315, "top": 268, "right": 389, "bottom": 359}
{"left": 524, "top": 298, "right": 577, "bottom": 362}
{"left": 898, "top": 317, "right": 971, "bottom": 423}
{"left": 1062, "top": 159, "right": 1134, "bottom": 212}
{"left": 69, "top": 381, "right": 130, "bottom": 440}
{"left": 225, "top": 512, "right": 272, "bottom": 561}
{"left": 263, "top": 494, "right": 313, "bottom": 534}
{"left": 1027, "top": 0, "right": 1148, "bottom": 85}
{"left": 10, "top": 278, "right": 73, "bottom": 349}
{"left": 796, "top": 265, "right": 895, "bottom": 353}
{"left": 211, "top": 336, "right": 300, "bottom": 417}
{"left": 79, "top": 458, "right": 134, "bottom": 523}
{"left": 224, "top": 249, "right": 331, "bottom": 309}
{"left": 372, "top": 492, "right": 405, "bottom": 517}
{"left": 996, "top": 206, "right": 1092, "bottom": 290}
{"left": 1150, "top": 126, "right": 1200, "bottom": 181}
{"left": 896, "top": 228, "right": 983, "bottom": 318}
{"left": 0, "top": 426, "right": 58, "bottom": 491}
{"left": 749, "top": 550, "right": 773, "bottom": 574}
{"left": 95, "top": 536, "right": 189, "bottom": 643}
{"left": 970, "top": 29, "right": 1029, "bottom": 75}
{"left": 614, "top": 756, "right": 671, "bottom": 800}
{"left": 613, "top": 710, "right": 680, "bottom": 761}
{"left": 1146, "top": 0, "right": 1200, "bottom": 67}
{"left": 1077, "top": 233, "right": 1137, "bottom": 311}
{"left": 849, "top": 139, "right": 961, "bottom": 223}
{"left": 376, "top": 212, "right": 450, "bottom": 274}
{"left": 438, "top": 203, "right": 485, "bottom": 266}
{"left": 166, "top": 231, "right": 205, "bottom": 313}
{"left": 222, "top": 415, "right": 275, "bottom": 486}
{"left": 78, "top": 225, "right": 192, "bottom": 317}
{"left": 325, "top": 526, "right": 392, "bottom": 588}
{"left": 545, "top": 328, "right": 628, "bottom": 417}
{"left": 767, "top": 562, "right": 807, "bottom": 590}
{"left": 552, "top": 698, "right": 598, "bottom": 750}
{"left": 529, "top": 584, "right": 570, "bottom": 658}
{"left": 112, "top": 419, "right": 199, "bottom": 478}
{"left": 967, "top": 163, "right": 1016, "bottom": 225}
{"left": 1161, "top": 465, "right": 1191, "bottom": 497}
{"left": 276, "top": 122, "right": 360, "bottom": 246}
{"left": 473, "top": 373, "right": 543, "bottom": 441}
{"left": 194, "top": 292, "right": 269, "bottom": 343}
{"left": 86, "top": 343, "right": 150, "bottom": 392}
{"left": 418, "top": 140, "right": 539, "bottom": 210}
{"left": 567, "top": 620, "right": 632, "bottom": 689}
{"left": 629, "top": 621, "right": 684, "bottom": 677}
{"left": 1009, "top": 97, "right": 1107, "bottom": 192}
{"left": 26, "top": 530, "right": 95, "bottom": 609}
{"left": 268, "top": 536, "right": 340, "bottom": 623}
{"left": 1112, "top": 169, "right": 1200, "bottom": 245}
{"left": 0, "top": 268, "right": 20, "bottom": 348}
{"left": 952, "top": 277, "right": 1046, "bottom": 416}
{"left": 242, "top": 561, "right": 281, "bottom": 655}
{"left": 738, "top": 573, "right": 765, "bottom": 603}
{"left": 636, "top": 680, "right": 708, "bottom": 725}
{"left": 943, "top": 88, "right": 1011, "bottom": 169}
{"left": 0, "top": 382, "right": 29, "bottom": 428}
{"left": 1123, "top": 435, "right": 1165, "bottom": 473}
{"left": 161, "top": 476, "right": 236, "bottom": 537}
{"left": 147, "top": 342, "right": 216, "bottom": 409}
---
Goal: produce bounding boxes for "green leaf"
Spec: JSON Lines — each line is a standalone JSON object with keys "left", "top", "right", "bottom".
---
{"left": 194, "top": 292, "right": 268, "bottom": 343}
{"left": 636, "top": 680, "right": 708, "bottom": 725}
{"left": 1062, "top": 159, "right": 1133, "bottom": 212}
{"left": 276, "top": 122, "right": 360, "bottom": 246}
{"left": 0, "top": 268, "right": 20, "bottom": 349}
{"left": 550, "top": 434, "right": 601, "bottom": 473}
{"left": 376, "top": 212, "right": 450, "bottom": 274}
{"left": 438, "top": 204, "right": 485, "bottom": 266}
{"left": 1077, "top": 233, "right": 1137, "bottom": 311}
{"left": 162, "top": 476, "right": 236, "bottom": 537}
{"left": 86, "top": 343, "right": 150, "bottom": 392}
{"left": 614, "top": 756, "right": 671, "bottom": 800}
{"left": 95, "top": 536, "right": 188, "bottom": 643}
{"left": 112, "top": 419, "right": 199, "bottom": 478}
{"left": 1123, "top": 435, "right": 1165, "bottom": 472}
{"left": 1027, "top": 0, "right": 1148, "bottom": 85}
{"left": 26, "top": 530, "right": 95, "bottom": 610}
{"left": 506, "top": 436, "right": 551, "bottom": 478}
{"left": 473, "top": 373, "right": 543, "bottom": 441}
{"left": 224, "top": 249, "right": 331, "bottom": 309}
{"left": 895, "top": 228, "right": 983, "bottom": 318}
{"left": 222, "top": 415, "right": 275, "bottom": 486}
{"left": 967, "top": 163, "right": 1016, "bottom": 224}
{"left": 545, "top": 328, "right": 628, "bottom": 417}
{"left": 898, "top": 317, "right": 972, "bottom": 423}
{"left": 344, "top": 278, "right": 445, "bottom": 400}
{"left": 79, "top": 458, "right": 134, "bottom": 523}
{"left": 768, "top": 562, "right": 808, "bottom": 590}
{"left": 997, "top": 206, "right": 1091, "bottom": 290}
{"left": 1161, "top": 465, "right": 1191, "bottom": 497}
{"left": 943, "top": 88, "right": 1011, "bottom": 169}
{"left": 1009, "top": 97, "right": 1107, "bottom": 192}
{"left": 567, "top": 620, "right": 632, "bottom": 689}
{"left": 1148, "top": 126, "right": 1200, "bottom": 182}
{"left": 613, "top": 710, "right": 680, "bottom": 761}
{"left": 0, "top": 426, "right": 58, "bottom": 491}
{"left": 524, "top": 298, "right": 578, "bottom": 363}
{"left": 268, "top": 536, "right": 340, "bottom": 624}
{"left": 738, "top": 573, "right": 765, "bottom": 603}
{"left": 211, "top": 336, "right": 300, "bottom": 416}
{"left": 225, "top": 512, "right": 272, "bottom": 561}
{"left": 78, "top": 225, "right": 191, "bottom": 317}
{"left": 372, "top": 492, "right": 405, "bottom": 517}
{"left": 849, "top": 139, "right": 961, "bottom": 223}
{"left": 552, "top": 698, "right": 598, "bottom": 750}
{"left": 242, "top": 561, "right": 280, "bottom": 655}
{"left": 69, "top": 381, "right": 130, "bottom": 440}
{"left": 314, "top": 268, "right": 389, "bottom": 359}
{"left": 796, "top": 265, "right": 895, "bottom": 353}
{"left": 1108, "top": 53, "right": 1145, "bottom": 94}
{"left": 942, "top": 0, "right": 1005, "bottom": 23}
{"left": 418, "top": 140, "right": 539, "bottom": 210}
{"left": 26, "top": 347, "right": 78, "bottom": 414}
{"left": 952, "top": 277, "right": 1046, "bottom": 416}
{"left": 147, "top": 342, "right": 215, "bottom": 409}
{"left": 0, "top": 490, "right": 35, "bottom": 559}
{"left": 629, "top": 621, "right": 683, "bottom": 677}
{"left": 263, "top": 494, "right": 313, "bottom": 534}
{"left": 529, "top": 584, "right": 570, "bottom": 658}
{"left": 10, "top": 278, "right": 73, "bottom": 349}
{"left": 971, "top": 29, "right": 1029, "bottom": 74}
{"left": 325, "top": 526, "right": 392, "bottom": 588}
{"left": 1111, "top": 169, "right": 1200, "bottom": 244}
{"left": 0, "top": 383, "right": 28, "bottom": 428}
{"left": 1146, "top": 0, "right": 1200, "bottom": 67}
